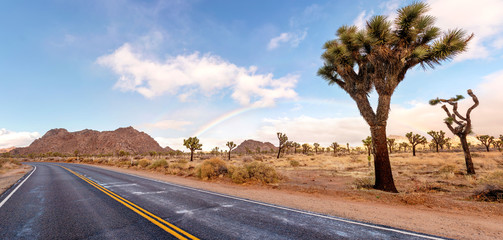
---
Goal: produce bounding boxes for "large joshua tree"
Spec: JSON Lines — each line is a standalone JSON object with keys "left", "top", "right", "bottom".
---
{"left": 430, "top": 89, "right": 479, "bottom": 174}
{"left": 318, "top": 2, "right": 472, "bottom": 192}
{"left": 330, "top": 142, "right": 339, "bottom": 156}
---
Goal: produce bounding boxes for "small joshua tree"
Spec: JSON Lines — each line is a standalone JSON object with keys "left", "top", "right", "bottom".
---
{"left": 277, "top": 132, "right": 288, "bottom": 159}
{"left": 293, "top": 142, "right": 300, "bottom": 154}
{"left": 476, "top": 135, "right": 494, "bottom": 152}
{"left": 331, "top": 142, "right": 339, "bottom": 156}
{"left": 226, "top": 141, "right": 236, "bottom": 160}
{"left": 430, "top": 89, "right": 479, "bottom": 174}
{"left": 406, "top": 132, "right": 427, "bottom": 156}
{"left": 493, "top": 139, "right": 502, "bottom": 152}
{"left": 313, "top": 143, "right": 320, "bottom": 154}
{"left": 183, "top": 137, "right": 202, "bottom": 162}
{"left": 427, "top": 130, "right": 446, "bottom": 152}
{"left": 399, "top": 142, "right": 410, "bottom": 152}
{"left": 386, "top": 138, "right": 396, "bottom": 153}
{"left": 302, "top": 143, "right": 311, "bottom": 154}
{"left": 362, "top": 136, "right": 372, "bottom": 157}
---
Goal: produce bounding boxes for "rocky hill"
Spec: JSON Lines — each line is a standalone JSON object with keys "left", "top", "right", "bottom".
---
{"left": 0, "top": 147, "right": 16, "bottom": 153}
{"left": 233, "top": 139, "right": 277, "bottom": 154}
{"left": 12, "top": 127, "right": 169, "bottom": 155}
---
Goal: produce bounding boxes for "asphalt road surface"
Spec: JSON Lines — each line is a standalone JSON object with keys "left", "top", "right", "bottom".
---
{"left": 0, "top": 162, "right": 447, "bottom": 239}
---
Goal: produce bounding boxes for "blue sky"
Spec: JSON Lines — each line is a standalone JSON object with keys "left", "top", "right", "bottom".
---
{"left": 1, "top": 0, "right": 503, "bottom": 150}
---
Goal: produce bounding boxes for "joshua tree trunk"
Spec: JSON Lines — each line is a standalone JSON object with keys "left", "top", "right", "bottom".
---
{"left": 459, "top": 134, "right": 475, "bottom": 174}
{"left": 228, "top": 151, "right": 231, "bottom": 161}
{"left": 412, "top": 145, "right": 416, "bottom": 157}
{"left": 370, "top": 125, "right": 398, "bottom": 193}
{"left": 277, "top": 147, "right": 281, "bottom": 159}
{"left": 190, "top": 150, "right": 194, "bottom": 162}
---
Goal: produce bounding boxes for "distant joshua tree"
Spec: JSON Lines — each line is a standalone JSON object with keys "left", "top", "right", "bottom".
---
{"left": 430, "top": 89, "right": 479, "bottom": 174}
{"left": 405, "top": 132, "right": 427, "bottom": 156}
{"left": 346, "top": 143, "right": 350, "bottom": 154}
{"left": 427, "top": 130, "right": 446, "bottom": 152}
{"left": 302, "top": 143, "right": 311, "bottom": 154}
{"left": 276, "top": 132, "right": 288, "bottom": 159}
{"left": 330, "top": 142, "right": 339, "bottom": 156}
{"left": 386, "top": 138, "right": 396, "bottom": 153}
{"left": 493, "top": 139, "right": 502, "bottom": 152}
{"left": 293, "top": 142, "right": 301, "bottom": 154}
{"left": 183, "top": 137, "right": 202, "bottom": 162}
{"left": 226, "top": 141, "right": 236, "bottom": 160}
{"left": 313, "top": 143, "right": 320, "bottom": 154}
{"left": 476, "top": 135, "right": 494, "bottom": 152}
{"left": 285, "top": 141, "right": 294, "bottom": 154}
{"left": 399, "top": 142, "right": 410, "bottom": 152}
{"left": 362, "top": 136, "right": 372, "bottom": 157}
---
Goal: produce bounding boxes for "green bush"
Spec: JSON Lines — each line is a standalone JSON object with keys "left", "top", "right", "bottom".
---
{"left": 197, "top": 158, "right": 228, "bottom": 180}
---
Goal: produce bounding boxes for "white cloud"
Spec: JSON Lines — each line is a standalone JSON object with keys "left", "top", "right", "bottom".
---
{"left": 267, "top": 31, "right": 307, "bottom": 50}
{"left": 426, "top": 0, "right": 503, "bottom": 61}
{"left": 353, "top": 10, "right": 373, "bottom": 29}
{"left": 143, "top": 120, "right": 192, "bottom": 130}
{"left": 256, "top": 68, "right": 503, "bottom": 147}
{"left": 97, "top": 43, "right": 298, "bottom": 107}
{"left": 0, "top": 129, "right": 40, "bottom": 149}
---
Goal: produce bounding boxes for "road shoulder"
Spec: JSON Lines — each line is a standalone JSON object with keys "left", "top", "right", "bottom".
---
{"left": 0, "top": 164, "right": 32, "bottom": 197}
{"left": 85, "top": 163, "right": 502, "bottom": 240}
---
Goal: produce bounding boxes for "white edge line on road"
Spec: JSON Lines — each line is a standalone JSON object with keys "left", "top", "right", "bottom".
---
{"left": 71, "top": 164, "right": 445, "bottom": 240}
{"left": 0, "top": 166, "right": 36, "bottom": 209}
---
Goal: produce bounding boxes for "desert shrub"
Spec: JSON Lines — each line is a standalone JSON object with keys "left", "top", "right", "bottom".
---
{"left": 172, "top": 159, "right": 188, "bottom": 169}
{"left": 10, "top": 159, "right": 21, "bottom": 165}
{"left": 196, "top": 158, "right": 228, "bottom": 180}
{"left": 231, "top": 167, "right": 250, "bottom": 184}
{"left": 479, "top": 170, "right": 503, "bottom": 187}
{"left": 290, "top": 160, "right": 300, "bottom": 167}
{"left": 242, "top": 156, "right": 253, "bottom": 162}
{"left": 148, "top": 159, "right": 168, "bottom": 169}
{"left": 245, "top": 162, "right": 280, "bottom": 184}
{"left": 472, "top": 185, "right": 503, "bottom": 202}
{"left": 439, "top": 164, "right": 456, "bottom": 173}
{"left": 352, "top": 177, "right": 374, "bottom": 189}
{"left": 138, "top": 159, "right": 150, "bottom": 168}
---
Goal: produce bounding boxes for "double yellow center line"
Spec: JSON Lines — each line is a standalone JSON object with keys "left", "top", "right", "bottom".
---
{"left": 59, "top": 165, "right": 199, "bottom": 240}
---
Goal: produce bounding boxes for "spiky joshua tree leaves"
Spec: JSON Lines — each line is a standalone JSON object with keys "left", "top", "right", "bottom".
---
{"left": 318, "top": 2, "right": 472, "bottom": 192}
{"left": 476, "top": 135, "right": 494, "bottom": 152}
{"left": 226, "top": 141, "right": 236, "bottom": 160}
{"left": 430, "top": 89, "right": 479, "bottom": 174}
{"left": 277, "top": 132, "right": 288, "bottom": 159}
{"left": 183, "top": 137, "right": 202, "bottom": 162}
{"left": 405, "top": 132, "right": 427, "bottom": 156}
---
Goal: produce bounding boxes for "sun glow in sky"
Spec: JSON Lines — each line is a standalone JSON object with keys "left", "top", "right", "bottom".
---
{"left": 1, "top": 0, "right": 503, "bottom": 150}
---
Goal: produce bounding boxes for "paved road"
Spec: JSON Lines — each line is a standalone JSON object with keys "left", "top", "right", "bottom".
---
{"left": 0, "top": 163, "right": 446, "bottom": 239}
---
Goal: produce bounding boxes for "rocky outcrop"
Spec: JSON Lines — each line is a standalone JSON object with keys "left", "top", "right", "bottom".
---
{"left": 233, "top": 139, "right": 277, "bottom": 154}
{"left": 12, "top": 127, "right": 169, "bottom": 155}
